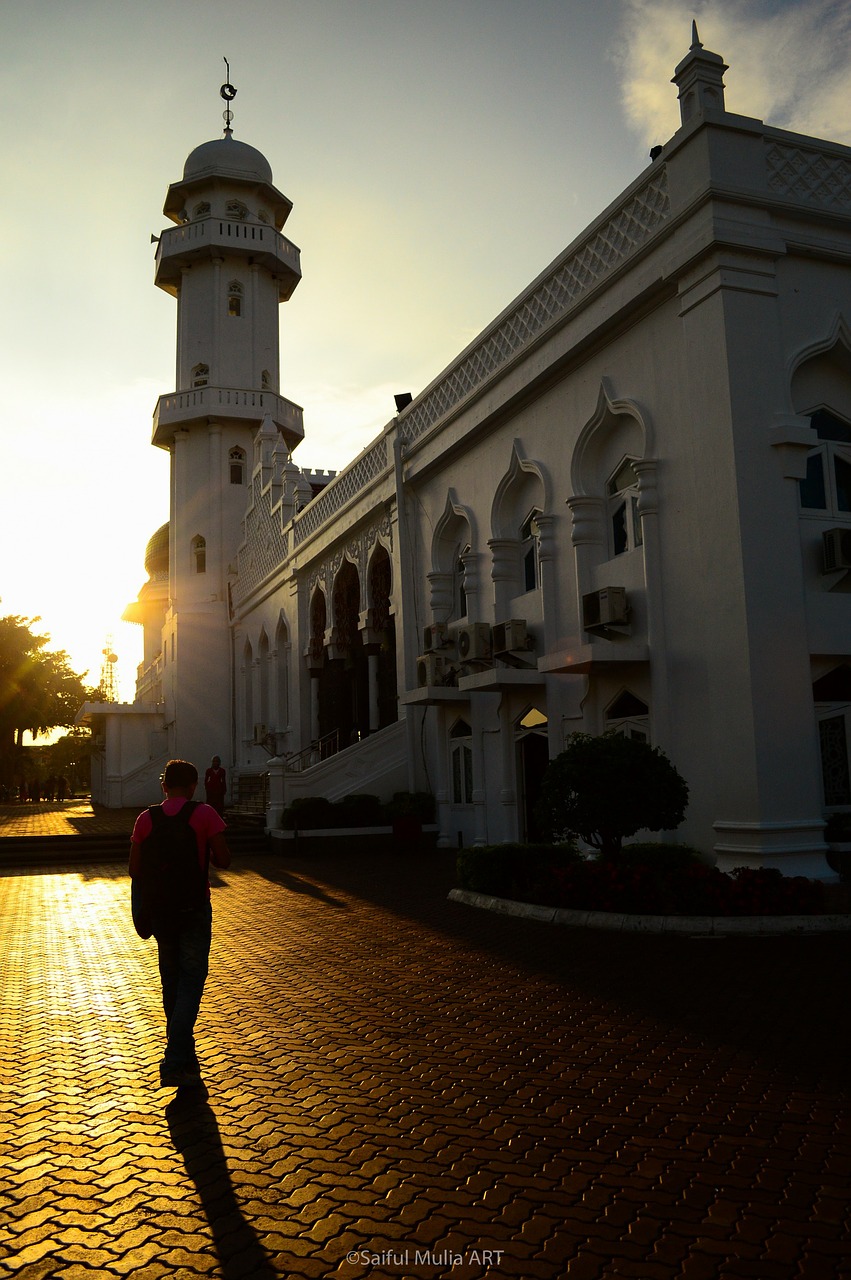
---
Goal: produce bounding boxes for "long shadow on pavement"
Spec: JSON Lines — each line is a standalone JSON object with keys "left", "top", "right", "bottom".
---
{"left": 166, "top": 1090, "right": 279, "bottom": 1279}
{"left": 248, "top": 847, "right": 851, "bottom": 1094}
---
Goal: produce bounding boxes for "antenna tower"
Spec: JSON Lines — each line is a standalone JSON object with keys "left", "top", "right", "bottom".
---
{"left": 100, "top": 636, "right": 118, "bottom": 703}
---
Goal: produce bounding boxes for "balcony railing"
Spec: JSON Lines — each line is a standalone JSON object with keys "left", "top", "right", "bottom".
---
{"left": 156, "top": 217, "right": 301, "bottom": 287}
{"left": 153, "top": 386, "right": 304, "bottom": 445}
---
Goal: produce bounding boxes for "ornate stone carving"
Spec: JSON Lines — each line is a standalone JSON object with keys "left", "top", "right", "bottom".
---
{"left": 766, "top": 142, "right": 851, "bottom": 212}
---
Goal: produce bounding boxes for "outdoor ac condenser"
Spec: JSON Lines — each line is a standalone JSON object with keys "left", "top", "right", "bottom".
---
{"left": 582, "top": 587, "right": 629, "bottom": 631}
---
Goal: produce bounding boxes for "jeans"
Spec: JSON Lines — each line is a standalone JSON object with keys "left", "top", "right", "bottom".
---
{"left": 154, "top": 901, "right": 212, "bottom": 1072}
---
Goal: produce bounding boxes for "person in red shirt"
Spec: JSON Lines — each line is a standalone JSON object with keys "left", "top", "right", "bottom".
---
{"left": 130, "top": 759, "right": 230, "bottom": 1089}
{"left": 204, "top": 755, "right": 227, "bottom": 815}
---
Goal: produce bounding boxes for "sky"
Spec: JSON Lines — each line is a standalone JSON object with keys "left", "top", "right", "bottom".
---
{"left": 2, "top": 0, "right": 850, "bottom": 705}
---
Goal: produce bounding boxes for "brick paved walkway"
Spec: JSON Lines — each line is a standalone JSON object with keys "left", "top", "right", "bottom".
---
{"left": 0, "top": 804, "right": 138, "bottom": 839}
{"left": 0, "top": 848, "right": 848, "bottom": 1280}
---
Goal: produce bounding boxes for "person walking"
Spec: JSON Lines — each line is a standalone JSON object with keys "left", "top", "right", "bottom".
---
{"left": 204, "top": 755, "right": 227, "bottom": 815}
{"left": 129, "top": 758, "right": 231, "bottom": 1089}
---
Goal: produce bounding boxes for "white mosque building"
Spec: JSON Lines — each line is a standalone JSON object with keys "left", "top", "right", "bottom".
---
{"left": 80, "top": 32, "right": 851, "bottom": 879}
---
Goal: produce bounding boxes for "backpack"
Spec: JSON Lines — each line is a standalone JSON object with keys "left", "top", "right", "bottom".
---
{"left": 131, "top": 801, "right": 207, "bottom": 939}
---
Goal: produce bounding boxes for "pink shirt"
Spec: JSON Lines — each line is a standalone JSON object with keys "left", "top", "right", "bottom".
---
{"left": 131, "top": 798, "right": 227, "bottom": 893}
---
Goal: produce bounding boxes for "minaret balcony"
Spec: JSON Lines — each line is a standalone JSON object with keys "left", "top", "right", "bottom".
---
{"left": 155, "top": 218, "right": 302, "bottom": 300}
{"left": 153, "top": 386, "right": 304, "bottom": 451}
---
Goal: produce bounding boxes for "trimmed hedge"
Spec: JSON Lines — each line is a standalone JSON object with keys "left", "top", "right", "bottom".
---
{"left": 281, "top": 791, "right": 435, "bottom": 831}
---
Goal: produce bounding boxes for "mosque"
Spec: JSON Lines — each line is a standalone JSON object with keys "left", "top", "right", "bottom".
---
{"left": 79, "top": 31, "right": 851, "bottom": 879}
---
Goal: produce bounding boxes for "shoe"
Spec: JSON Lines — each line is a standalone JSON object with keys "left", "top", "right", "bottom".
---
{"left": 159, "top": 1064, "right": 203, "bottom": 1088}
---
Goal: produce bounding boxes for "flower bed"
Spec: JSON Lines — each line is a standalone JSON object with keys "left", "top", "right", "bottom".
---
{"left": 457, "top": 842, "right": 826, "bottom": 916}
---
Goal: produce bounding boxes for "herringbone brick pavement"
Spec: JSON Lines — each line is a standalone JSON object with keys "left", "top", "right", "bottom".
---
{"left": 0, "top": 849, "right": 848, "bottom": 1280}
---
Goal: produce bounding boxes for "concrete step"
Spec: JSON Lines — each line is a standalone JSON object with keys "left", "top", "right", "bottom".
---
{"left": 0, "top": 820, "right": 271, "bottom": 867}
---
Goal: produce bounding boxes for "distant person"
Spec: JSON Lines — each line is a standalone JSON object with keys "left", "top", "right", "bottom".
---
{"left": 204, "top": 755, "right": 227, "bottom": 815}
{"left": 129, "top": 758, "right": 231, "bottom": 1089}
{"left": 56, "top": 776, "right": 69, "bottom": 802}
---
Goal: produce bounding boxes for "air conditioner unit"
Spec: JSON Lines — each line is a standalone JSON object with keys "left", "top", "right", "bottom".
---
{"left": 457, "top": 623, "right": 492, "bottom": 663}
{"left": 253, "top": 723, "right": 269, "bottom": 745}
{"left": 416, "top": 654, "right": 448, "bottom": 688}
{"left": 583, "top": 587, "right": 629, "bottom": 631}
{"left": 492, "top": 618, "right": 533, "bottom": 655}
{"left": 422, "top": 622, "right": 449, "bottom": 652}
{"left": 823, "top": 527, "right": 851, "bottom": 573}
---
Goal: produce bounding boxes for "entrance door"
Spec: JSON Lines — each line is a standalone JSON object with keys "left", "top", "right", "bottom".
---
{"left": 518, "top": 731, "right": 550, "bottom": 842}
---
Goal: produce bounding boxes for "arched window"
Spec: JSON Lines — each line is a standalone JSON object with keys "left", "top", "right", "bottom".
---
{"left": 799, "top": 410, "right": 851, "bottom": 516}
{"left": 192, "top": 363, "right": 209, "bottom": 388}
{"left": 193, "top": 201, "right": 210, "bottom": 219}
{"left": 227, "top": 281, "right": 243, "bottom": 318}
{"left": 261, "top": 369, "right": 271, "bottom": 389}
{"left": 450, "top": 719, "right": 473, "bottom": 805}
{"left": 607, "top": 459, "right": 643, "bottom": 556}
{"left": 191, "top": 535, "right": 206, "bottom": 574}
{"left": 229, "top": 447, "right": 246, "bottom": 485}
{"left": 226, "top": 200, "right": 248, "bottom": 220}
{"left": 520, "top": 510, "right": 542, "bottom": 592}
{"left": 453, "top": 550, "right": 468, "bottom": 621}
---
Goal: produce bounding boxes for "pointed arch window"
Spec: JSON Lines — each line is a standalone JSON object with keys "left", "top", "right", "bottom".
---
{"left": 229, "top": 447, "right": 246, "bottom": 485}
{"left": 450, "top": 719, "right": 473, "bottom": 805}
{"left": 227, "top": 281, "right": 244, "bottom": 318}
{"left": 191, "top": 535, "right": 206, "bottom": 574}
{"left": 799, "top": 409, "right": 851, "bottom": 516}
{"left": 453, "top": 548, "right": 469, "bottom": 621}
{"left": 192, "top": 363, "right": 209, "bottom": 388}
{"left": 606, "top": 690, "right": 649, "bottom": 742}
{"left": 193, "top": 201, "right": 210, "bottom": 219}
{"left": 226, "top": 200, "right": 248, "bottom": 221}
{"left": 607, "top": 459, "right": 643, "bottom": 557}
{"left": 261, "top": 369, "right": 272, "bottom": 390}
{"left": 520, "top": 510, "right": 542, "bottom": 592}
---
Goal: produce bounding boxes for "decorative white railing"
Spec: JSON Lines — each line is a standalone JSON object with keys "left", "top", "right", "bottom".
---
{"left": 157, "top": 218, "right": 301, "bottom": 275}
{"left": 292, "top": 437, "right": 391, "bottom": 547}
{"left": 153, "top": 386, "right": 304, "bottom": 436}
{"left": 399, "top": 169, "right": 671, "bottom": 447}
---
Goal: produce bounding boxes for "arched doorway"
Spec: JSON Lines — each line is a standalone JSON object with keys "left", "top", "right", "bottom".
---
{"left": 368, "top": 545, "right": 397, "bottom": 729}
{"left": 320, "top": 560, "right": 368, "bottom": 745}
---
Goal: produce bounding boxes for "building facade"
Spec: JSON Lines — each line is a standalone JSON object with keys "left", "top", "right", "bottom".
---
{"left": 82, "top": 35, "right": 851, "bottom": 879}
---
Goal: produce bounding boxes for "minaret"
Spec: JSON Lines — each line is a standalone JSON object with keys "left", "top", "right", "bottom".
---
{"left": 151, "top": 70, "right": 302, "bottom": 769}
{"left": 671, "top": 22, "right": 728, "bottom": 124}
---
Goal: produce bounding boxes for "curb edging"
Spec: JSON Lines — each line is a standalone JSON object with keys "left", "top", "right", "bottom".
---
{"left": 447, "top": 888, "right": 851, "bottom": 934}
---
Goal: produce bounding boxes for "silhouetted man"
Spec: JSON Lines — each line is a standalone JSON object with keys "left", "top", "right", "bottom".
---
{"left": 129, "top": 758, "right": 231, "bottom": 1088}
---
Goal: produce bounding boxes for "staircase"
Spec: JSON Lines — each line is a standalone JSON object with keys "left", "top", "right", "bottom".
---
{"left": 284, "top": 719, "right": 409, "bottom": 806}
{"left": 0, "top": 814, "right": 271, "bottom": 868}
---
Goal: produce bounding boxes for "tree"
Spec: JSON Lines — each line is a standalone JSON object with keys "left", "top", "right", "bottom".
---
{"left": 535, "top": 732, "right": 689, "bottom": 857}
{"left": 0, "top": 615, "right": 91, "bottom": 783}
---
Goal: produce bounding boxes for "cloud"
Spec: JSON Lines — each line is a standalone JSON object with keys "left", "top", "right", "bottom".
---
{"left": 614, "top": 0, "right": 851, "bottom": 146}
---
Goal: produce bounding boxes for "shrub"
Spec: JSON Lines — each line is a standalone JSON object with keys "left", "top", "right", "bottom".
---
{"left": 281, "top": 795, "right": 336, "bottom": 830}
{"left": 386, "top": 791, "right": 436, "bottom": 823}
{"left": 335, "top": 793, "right": 385, "bottom": 827}
{"left": 535, "top": 732, "right": 689, "bottom": 856}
